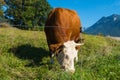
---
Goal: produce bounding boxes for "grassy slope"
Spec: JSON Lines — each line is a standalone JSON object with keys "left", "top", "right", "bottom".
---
{"left": 0, "top": 28, "right": 120, "bottom": 80}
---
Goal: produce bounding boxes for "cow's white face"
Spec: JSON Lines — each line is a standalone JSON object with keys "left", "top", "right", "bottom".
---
{"left": 56, "top": 41, "right": 83, "bottom": 73}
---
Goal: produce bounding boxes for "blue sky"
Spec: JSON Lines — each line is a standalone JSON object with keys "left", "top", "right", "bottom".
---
{"left": 47, "top": 0, "right": 120, "bottom": 28}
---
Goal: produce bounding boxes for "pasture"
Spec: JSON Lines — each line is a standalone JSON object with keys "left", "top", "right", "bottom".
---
{"left": 0, "top": 27, "right": 120, "bottom": 80}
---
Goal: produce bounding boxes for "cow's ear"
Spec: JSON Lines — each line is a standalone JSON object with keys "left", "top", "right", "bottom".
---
{"left": 55, "top": 45, "right": 64, "bottom": 56}
{"left": 50, "top": 43, "right": 63, "bottom": 54}
{"left": 75, "top": 43, "right": 84, "bottom": 50}
{"left": 75, "top": 45, "right": 80, "bottom": 50}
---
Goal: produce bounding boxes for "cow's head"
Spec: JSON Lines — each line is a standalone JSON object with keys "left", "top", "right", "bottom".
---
{"left": 53, "top": 41, "right": 84, "bottom": 73}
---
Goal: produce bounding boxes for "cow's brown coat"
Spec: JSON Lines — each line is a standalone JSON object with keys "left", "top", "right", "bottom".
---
{"left": 45, "top": 8, "right": 81, "bottom": 56}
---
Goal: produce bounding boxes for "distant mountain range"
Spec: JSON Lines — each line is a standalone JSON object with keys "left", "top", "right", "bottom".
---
{"left": 84, "top": 14, "right": 120, "bottom": 37}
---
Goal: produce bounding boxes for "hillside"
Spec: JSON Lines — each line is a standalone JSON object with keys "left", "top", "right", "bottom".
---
{"left": 85, "top": 14, "right": 120, "bottom": 37}
{"left": 0, "top": 27, "right": 120, "bottom": 80}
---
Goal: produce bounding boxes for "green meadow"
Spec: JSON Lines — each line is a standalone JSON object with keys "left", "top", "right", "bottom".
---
{"left": 0, "top": 27, "right": 120, "bottom": 80}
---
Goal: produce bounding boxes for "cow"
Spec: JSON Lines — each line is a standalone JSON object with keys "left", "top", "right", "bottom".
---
{"left": 44, "top": 8, "right": 84, "bottom": 73}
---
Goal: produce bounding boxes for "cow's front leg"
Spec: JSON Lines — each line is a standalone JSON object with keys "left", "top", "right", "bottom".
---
{"left": 50, "top": 53, "right": 55, "bottom": 64}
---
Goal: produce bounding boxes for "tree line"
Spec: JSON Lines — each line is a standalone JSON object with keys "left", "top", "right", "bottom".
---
{"left": 0, "top": 0, "right": 52, "bottom": 30}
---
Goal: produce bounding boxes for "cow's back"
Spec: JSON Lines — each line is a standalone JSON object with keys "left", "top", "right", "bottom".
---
{"left": 45, "top": 8, "right": 81, "bottom": 53}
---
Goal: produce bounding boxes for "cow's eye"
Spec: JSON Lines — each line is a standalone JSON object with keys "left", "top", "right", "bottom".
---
{"left": 75, "top": 46, "right": 80, "bottom": 50}
{"left": 66, "top": 55, "right": 69, "bottom": 59}
{"left": 58, "top": 49, "right": 62, "bottom": 53}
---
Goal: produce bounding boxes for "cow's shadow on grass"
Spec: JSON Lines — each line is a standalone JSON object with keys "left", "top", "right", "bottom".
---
{"left": 9, "top": 44, "right": 50, "bottom": 67}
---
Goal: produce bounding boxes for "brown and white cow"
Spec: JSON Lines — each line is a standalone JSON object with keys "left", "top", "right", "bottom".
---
{"left": 44, "top": 8, "right": 84, "bottom": 73}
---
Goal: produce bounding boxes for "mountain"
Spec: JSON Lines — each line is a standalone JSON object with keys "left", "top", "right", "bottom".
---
{"left": 84, "top": 14, "right": 120, "bottom": 37}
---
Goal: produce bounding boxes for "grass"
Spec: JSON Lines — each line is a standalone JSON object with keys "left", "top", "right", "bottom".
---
{"left": 0, "top": 27, "right": 120, "bottom": 80}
